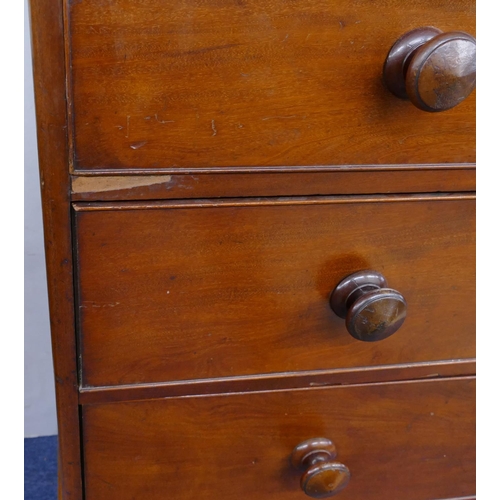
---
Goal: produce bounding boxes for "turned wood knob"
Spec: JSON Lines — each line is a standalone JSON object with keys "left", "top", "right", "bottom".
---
{"left": 291, "top": 438, "right": 350, "bottom": 498}
{"left": 330, "top": 270, "right": 407, "bottom": 342}
{"left": 383, "top": 27, "right": 476, "bottom": 112}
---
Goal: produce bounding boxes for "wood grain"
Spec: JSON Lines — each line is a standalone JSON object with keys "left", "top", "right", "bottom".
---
{"left": 28, "top": 0, "right": 82, "bottom": 498}
{"left": 68, "top": 0, "right": 475, "bottom": 170}
{"left": 74, "top": 195, "right": 475, "bottom": 387}
{"left": 31, "top": 0, "right": 476, "bottom": 497}
{"left": 70, "top": 165, "right": 476, "bottom": 201}
{"left": 82, "top": 377, "right": 476, "bottom": 500}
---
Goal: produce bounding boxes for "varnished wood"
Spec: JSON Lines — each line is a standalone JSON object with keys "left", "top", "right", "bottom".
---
{"left": 74, "top": 192, "right": 474, "bottom": 211}
{"left": 82, "top": 377, "right": 476, "bottom": 500}
{"left": 70, "top": 166, "right": 476, "bottom": 201}
{"left": 438, "top": 497, "right": 475, "bottom": 500}
{"left": 68, "top": 0, "right": 475, "bottom": 170}
{"left": 28, "top": 0, "right": 82, "bottom": 498}
{"left": 74, "top": 195, "right": 475, "bottom": 387}
{"left": 30, "top": 0, "right": 475, "bottom": 496}
{"left": 78, "top": 360, "right": 476, "bottom": 405}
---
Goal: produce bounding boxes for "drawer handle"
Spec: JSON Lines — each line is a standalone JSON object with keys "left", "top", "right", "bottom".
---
{"left": 330, "top": 270, "right": 407, "bottom": 342}
{"left": 291, "top": 437, "right": 350, "bottom": 498}
{"left": 383, "top": 27, "right": 476, "bottom": 112}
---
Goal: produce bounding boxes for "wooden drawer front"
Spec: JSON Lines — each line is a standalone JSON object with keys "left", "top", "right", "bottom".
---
{"left": 82, "top": 377, "right": 476, "bottom": 499}
{"left": 75, "top": 195, "right": 475, "bottom": 387}
{"left": 69, "top": 0, "right": 475, "bottom": 171}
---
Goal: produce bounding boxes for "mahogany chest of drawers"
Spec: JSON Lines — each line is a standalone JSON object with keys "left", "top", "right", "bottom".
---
{"left": 30, "top": 0, "right": 475, "bottom": 498}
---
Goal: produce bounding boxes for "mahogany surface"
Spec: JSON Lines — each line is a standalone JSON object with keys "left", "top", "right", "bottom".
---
{"left": 28, "top": 0, "right": 476, "bottom": 497}
{"left": 82, "top": 377, "right": 476, "bottom": 500}
{"left": 70, "top": 166, "right": 476, "bottom": 202}
{"left": 68, "top": 0, "right": 475, "bottom": 170}
{"left": 29, "top": 0, "right": 83, "bottom": 497}
{"left": 75, "top": 195, "right": 475, "bottom": 387}
{"left": 78, "top": 359, "right": 476, "bottom": 405}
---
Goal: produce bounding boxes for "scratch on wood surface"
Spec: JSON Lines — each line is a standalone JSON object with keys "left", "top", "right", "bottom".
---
{"left": 130, "top": 141, "right": 147, "bottom": 150}
{"left": 125, "top": 115, "right": 130, "bottom": 138}
{"left": 155, "top": 113, "right": 175, "bottom": 124}
{"left": 80, "top": 302, "right": 120, "bottom": 309}
{"left": 175, "top": 43, "right": 241, "bottom": 57}
{"left": 211, "top": 119, "right": 217, "bottom": 136}
{"left": 262, "top": 115, "right": 297, "bottom": 120}
{"left": 72, "top": 175, "right": 172, "bottom": 194}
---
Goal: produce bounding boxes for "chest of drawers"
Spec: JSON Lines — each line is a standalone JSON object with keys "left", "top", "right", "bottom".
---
{"left": 30, "top": 0, "right": 475, "bottom": 498}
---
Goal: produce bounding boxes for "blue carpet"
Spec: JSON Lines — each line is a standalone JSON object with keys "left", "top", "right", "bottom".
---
{"left": 24, "top": 436, "right": 58, "bottom": 500}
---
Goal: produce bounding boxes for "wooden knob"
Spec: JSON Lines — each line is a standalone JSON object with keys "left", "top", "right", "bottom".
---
{"left": 291, "top": 438, "right": 350, "bottom": 498}
{"left": 383, "top": 27, "right": 476, "bottom": 112}
{"left": 330, "top": 270, "right": 407, "bottom": 342}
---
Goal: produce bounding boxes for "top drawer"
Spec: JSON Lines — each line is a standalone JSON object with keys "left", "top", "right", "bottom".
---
{"left": 69, "top": 0, "right": 475, "bottom": 171}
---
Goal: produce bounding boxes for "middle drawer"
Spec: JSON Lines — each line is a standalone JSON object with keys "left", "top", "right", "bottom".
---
{"left": 74, "top": 195, "right": 475, "bottom": 387}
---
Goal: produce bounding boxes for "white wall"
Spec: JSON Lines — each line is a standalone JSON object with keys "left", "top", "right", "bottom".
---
{"left": 24, "top": 0, "right": 58, "bottom": 438}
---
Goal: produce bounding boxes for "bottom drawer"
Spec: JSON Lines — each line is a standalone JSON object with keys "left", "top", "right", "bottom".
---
{"left": 83, "top": 377, "right": 475, "bottom": 500}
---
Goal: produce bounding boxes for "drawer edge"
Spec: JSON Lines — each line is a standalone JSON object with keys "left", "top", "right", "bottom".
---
{"left": 79, "top": 359, "right": 476, "bottom": 405}
{"left": 71, "top": 165, "right": 476, "bottom": 202}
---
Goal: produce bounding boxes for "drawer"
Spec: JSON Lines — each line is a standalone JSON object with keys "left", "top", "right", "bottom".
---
{"left": 82, "top": 377, "right": 476, "bottom": 499}
{"left": 69, "top": 0, "right": 475, "bottom": 171}
{"left": 75, "top": 195, "right": 475, "bottom": 387}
